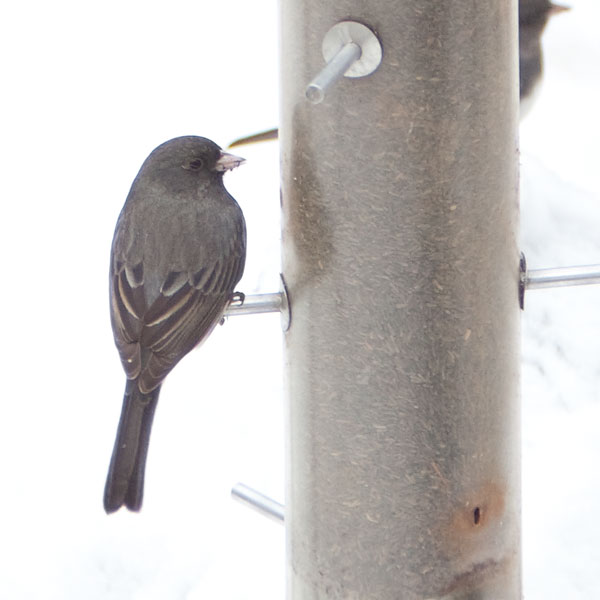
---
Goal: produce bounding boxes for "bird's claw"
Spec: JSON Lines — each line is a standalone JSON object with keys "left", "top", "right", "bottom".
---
{"left": 220, "top": 292, "right": 245, "bottom": 326}
{"left": 230, "top": 291, "right": 245, "bottom": 306}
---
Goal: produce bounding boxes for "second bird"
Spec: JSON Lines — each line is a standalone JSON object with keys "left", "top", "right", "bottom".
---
{"left": 104, "top": 136, "right": 247, "bottom": 513}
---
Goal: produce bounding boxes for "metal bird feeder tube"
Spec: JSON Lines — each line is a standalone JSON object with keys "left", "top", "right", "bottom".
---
{"left": 280, "top": 1, "right": 521, "bottom": 599}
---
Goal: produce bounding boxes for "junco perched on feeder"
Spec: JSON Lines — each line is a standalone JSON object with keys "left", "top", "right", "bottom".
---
{"left": 104, "top": 136, "right": 246, "bottom": 513}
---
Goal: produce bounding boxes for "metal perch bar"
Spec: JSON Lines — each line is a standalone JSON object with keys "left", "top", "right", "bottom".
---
{"left": 525, "top": 264, "right": 600, "bottom": 290}
{"left": 305, "top": 42, "right": 361, "bottom": 104}
{"left": 224, "top": 292, "right": 284, "bottom": 316}
{"left": 231, "top": 483, "right": 284, "bottom": 523}
{"left": 224, "top": 264, "right": 600, "bottom": 321}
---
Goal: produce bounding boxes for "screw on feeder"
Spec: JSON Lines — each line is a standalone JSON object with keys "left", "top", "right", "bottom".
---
{"left": 306, "top": 21, "right": 383, "bottom": 104}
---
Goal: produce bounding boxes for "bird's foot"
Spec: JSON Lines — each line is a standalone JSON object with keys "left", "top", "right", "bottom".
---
{"left": 220, "top": 292, "right": 245, "bottom": 326}
{"left": 229, "top": 291, "right": 245, "bottom": 306}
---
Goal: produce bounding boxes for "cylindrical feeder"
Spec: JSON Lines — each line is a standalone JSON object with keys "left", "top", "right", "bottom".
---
{"left": 280, "top": 1, "right": 521, "bottom": 598}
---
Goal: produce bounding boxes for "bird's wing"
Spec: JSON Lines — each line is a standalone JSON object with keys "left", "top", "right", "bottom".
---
{"left": 110, "top": 260, "right": 146, "bottom": 381}
{"left": 110, "top": 240, "right": 245, "bottom": 394}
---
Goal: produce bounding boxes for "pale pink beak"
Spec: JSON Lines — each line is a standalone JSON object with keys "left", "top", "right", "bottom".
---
{"left": 213, "top": 151, "right": 246, "bottom": 173}
{"left": 549, "top": 3, "right": 570, "bottom": 15}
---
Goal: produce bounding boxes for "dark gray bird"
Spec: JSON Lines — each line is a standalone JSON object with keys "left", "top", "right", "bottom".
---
{"left": 519, "top": 0, "right": 569, "bottom": 109}
{"left": 104, "top": 136, "right": 246, "bottom": 513}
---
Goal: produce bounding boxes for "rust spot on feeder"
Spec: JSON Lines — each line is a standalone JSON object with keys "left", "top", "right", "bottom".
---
{"left": 444, "top": 480, "right": 506, "bottom": 547}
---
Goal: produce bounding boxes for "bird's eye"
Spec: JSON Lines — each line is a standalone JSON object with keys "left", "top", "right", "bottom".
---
{"left": 182, "top": 158, "right": 204, "bottom": 170}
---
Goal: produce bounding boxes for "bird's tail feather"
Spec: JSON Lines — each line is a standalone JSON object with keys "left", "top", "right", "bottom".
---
{"left": 104, "top": 380, "right": 160, "bottom": 513}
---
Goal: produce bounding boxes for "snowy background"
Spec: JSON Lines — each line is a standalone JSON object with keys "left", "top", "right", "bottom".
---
{"left": 1, "top": 0, "right": 598, "bottom": 598}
